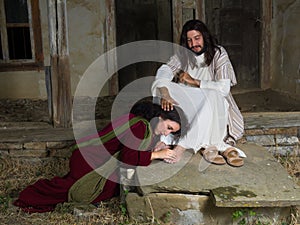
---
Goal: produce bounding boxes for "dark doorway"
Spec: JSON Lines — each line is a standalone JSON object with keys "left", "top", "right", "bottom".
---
{"left": 115, "top": 0, "right": 172, "bottom": 90}
{"left": 205, "top": 0, "right": 261, "bottom": 89}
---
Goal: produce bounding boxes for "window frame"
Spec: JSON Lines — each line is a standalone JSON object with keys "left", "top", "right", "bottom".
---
{"left": 0, "top": 0, "right": 43, "bottom": 72}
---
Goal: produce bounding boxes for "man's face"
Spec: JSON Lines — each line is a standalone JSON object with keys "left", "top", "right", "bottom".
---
{"left": 187, "top": 30, "right": 204, "bottom": 53}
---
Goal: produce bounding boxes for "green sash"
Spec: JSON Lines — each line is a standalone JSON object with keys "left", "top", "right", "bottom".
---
{"left": 68, "top": 116, "right": 152, "bottom": 203}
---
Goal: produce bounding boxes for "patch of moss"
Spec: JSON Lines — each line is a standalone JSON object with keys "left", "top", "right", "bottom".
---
{"left": 212, "top": 186, "right": 257, "bottom": 201}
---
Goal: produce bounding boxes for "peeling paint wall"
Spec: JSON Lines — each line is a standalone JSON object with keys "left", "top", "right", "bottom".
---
{"left": 67, "top": 0, "right": 109, "bottom": 96}
{"left": 271, "top": 0, "right": 300, "bottom": 98}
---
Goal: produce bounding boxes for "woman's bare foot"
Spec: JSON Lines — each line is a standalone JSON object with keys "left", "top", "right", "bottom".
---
{"left": 164, "top": 145, "right": 186, "bottom": 163}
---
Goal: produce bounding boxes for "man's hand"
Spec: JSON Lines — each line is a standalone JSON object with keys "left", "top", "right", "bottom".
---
{"left": 158, "top": 87, "right": 178, "bottom": 111}
{"left": 179, "top": 72, "right": 200, "bottom": 87}
{"left": 161, "top": 96, "right": 178, "bottom": 111}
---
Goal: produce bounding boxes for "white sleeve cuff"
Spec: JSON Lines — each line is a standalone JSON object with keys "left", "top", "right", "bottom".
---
{"left": 200, "top": 79, "right": 231, "bottom": 96}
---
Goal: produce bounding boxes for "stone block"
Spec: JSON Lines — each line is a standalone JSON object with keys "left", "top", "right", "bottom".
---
{"left": 46, "top": 141, "right": 74, "bottom": 149}
{"left": 9, "top": 149, "right": 48, "bottom": 157}
{"left": 23, "top": 142, "right": 46, "bottom": 150}
{"left": 0, "top": 142, "right": 22, "bottom": 150}
{"left": 276, "top": 135, "right": 299, "bottom": 146}
{"left": 245, "top": 135, "right": 275, "bottom": 145}
{"left": 125, "top": 193, "right": 291, "bottom": 225}
{"left": 268, "top": 146, "right": 298, "bottom": 156}
{"left": 48, "top": 148, "right": 72, "bottom": 158}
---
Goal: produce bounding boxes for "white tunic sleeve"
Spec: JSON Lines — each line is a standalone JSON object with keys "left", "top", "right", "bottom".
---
{"left": 200, "top": 79, "right": 231, "bottom": 97}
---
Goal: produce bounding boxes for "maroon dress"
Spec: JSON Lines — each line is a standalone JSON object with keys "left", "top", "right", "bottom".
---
{"left": 13, "top": 114, "right": 153, "bottom": 213}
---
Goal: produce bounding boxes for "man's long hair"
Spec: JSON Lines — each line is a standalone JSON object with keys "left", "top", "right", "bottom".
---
{"left": 178, "top": 19, "right": 220, "bottom": 70}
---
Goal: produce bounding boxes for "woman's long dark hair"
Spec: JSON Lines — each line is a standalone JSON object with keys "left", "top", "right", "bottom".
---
{"left": 178, "top": 19, "right": 220, "bottom": 70}
{"left": 130, "top": 101, "right": 189, "bottom": 138}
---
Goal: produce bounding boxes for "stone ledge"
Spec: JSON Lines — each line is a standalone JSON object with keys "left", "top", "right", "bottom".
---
{"left": 136, "top": 143, "right": 300, "bottom": 208}
{"left": 126, "top": 193, "right": 292, "bottom": 225}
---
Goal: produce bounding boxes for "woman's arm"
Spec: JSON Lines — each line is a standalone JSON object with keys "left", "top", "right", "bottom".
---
{"left": 120, "top": 121, "right": 176, "bottom": 166}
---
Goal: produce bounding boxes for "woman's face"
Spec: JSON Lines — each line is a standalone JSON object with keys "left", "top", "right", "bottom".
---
{"left": 154, "top": 117, "right": 180, "bottom": 136}
{"left": 187, "top": 30, "right": 204, "bottom": 53}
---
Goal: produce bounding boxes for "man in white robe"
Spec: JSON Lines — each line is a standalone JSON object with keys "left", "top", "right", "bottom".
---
{"left": 151, "top": 20, "right": 244, "bottom": 165}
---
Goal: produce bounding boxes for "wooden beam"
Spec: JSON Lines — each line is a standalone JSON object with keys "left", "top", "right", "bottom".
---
{"left": 48, "top": 0, "right": 72, "bottom": 128}
{"left": 105, "top": 0, "right": 118, "bottom": 96}
{"left": 260, "top": 0, "right": 272, "bottom": 90}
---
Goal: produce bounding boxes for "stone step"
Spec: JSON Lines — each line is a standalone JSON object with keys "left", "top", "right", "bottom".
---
{"left": 126, "top": 193, "right": 292, "bottom": 225}
{"left": 135, "top": 143, "right": 300, "bottom": 208}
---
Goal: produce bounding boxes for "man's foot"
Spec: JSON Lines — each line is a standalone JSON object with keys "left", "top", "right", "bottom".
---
{"left": 201, "top": 146, "right": 226, "bottom": 165}
{"left": 221, "top": 147, "right": 244, "bottom": 167}
{"left": 164, "top": 145, "right": 186, "bottom": 163}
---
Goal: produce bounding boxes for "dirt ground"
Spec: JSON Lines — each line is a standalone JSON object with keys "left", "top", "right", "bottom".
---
{"left": 0, "top": 89, "right": 299, "bottom": 123}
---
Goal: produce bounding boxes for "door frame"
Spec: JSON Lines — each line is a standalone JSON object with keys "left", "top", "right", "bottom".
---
{"left": 107, "top": 0, "right": 272, "bottom": 94}
{"left": 172, "top": 0, "right": 272, "bottom": 90}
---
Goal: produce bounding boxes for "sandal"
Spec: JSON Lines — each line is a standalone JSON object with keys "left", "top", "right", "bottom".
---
{"left": 222, "top": 147, "right": 244, "bottom": 167}
{"left": 201, "top": 146, "right": 226, "bottom": 165}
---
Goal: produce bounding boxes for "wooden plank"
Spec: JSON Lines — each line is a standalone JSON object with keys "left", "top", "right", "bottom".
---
{"left": 260, "top": 0, "right": 272, "bottom": 89}
{"left": 243, "top": 111, "right": 300, "bottom": 129}
{"left": 105, "top": 0, "right": 118, "bottom": 96}
{"left": 48, "top": 0, "right": 72, "bottom": 128}
{"left": 0, "top": 128, "right": 74, "bottom": 143}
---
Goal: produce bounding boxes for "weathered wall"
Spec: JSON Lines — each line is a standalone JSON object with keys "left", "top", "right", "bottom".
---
{"left": 271, "top": 0, "right": 300, "bottom": 99}
{"left": 0, "top": 0, "right": 49, "bottom": 99}
{"left": 67, "top": 0, "right": 109, "bottom": 97}
{"left": 0, "top": 0, "right": 110, "bottom": 99}
{"left": 1, "top": 0, "right": 300, "bottom": 99}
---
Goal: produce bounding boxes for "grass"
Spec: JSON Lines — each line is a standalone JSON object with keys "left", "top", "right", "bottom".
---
{"left": 0, "top": 152, "right": 299, "bottom": 224}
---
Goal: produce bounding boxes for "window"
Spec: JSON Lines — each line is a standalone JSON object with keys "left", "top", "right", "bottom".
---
{"left": 0, "top": 0, "right": 43, "bottom": 71}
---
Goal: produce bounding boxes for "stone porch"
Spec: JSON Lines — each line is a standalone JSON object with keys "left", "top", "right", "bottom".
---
{"left": 0, "top": 97, "right": 299, "bottom": 224}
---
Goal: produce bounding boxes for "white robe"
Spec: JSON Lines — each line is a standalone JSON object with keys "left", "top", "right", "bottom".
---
{"left": 152, "top": 51, "right": 246, "bottom": 157}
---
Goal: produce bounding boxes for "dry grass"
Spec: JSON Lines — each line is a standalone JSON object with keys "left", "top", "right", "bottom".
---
{"left": 0, "top": 156, "right": 157, "bottom": 225}
{"left": 0, "top": 153, "right": 299, "bottom": 225}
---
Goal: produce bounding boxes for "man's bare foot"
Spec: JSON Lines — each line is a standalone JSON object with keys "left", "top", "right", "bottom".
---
{"left": 164, "top": 145, "right": 186, "bottom": 163}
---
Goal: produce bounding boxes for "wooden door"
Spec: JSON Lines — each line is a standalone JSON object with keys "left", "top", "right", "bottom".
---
{"left": 115, "top": 0, "right": 172, "bottom": 90}
{"left": 205, "top": 0, "right": 261, "bottom": 89}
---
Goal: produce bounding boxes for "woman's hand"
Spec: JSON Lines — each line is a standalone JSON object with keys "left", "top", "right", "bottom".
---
{"left": 153, "top": 141, "right": 169, "bottom": 152}
{"left": 179, "top": 72, "right": 200, "bottom": 87}
{"left": 151, "top": 149, "right": 176, "bottom": 161}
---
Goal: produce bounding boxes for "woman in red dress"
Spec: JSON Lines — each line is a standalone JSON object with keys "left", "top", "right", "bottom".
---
{"left": 13, "top": 102, "right": 188, "bottom": 213}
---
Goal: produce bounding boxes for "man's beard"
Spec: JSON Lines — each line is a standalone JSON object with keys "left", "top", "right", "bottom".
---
{"left": 190, "top": 44, "right": 207, "bottom": 56}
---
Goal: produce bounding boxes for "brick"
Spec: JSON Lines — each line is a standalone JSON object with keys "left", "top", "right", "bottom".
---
{"left": 23, "top": 142, "right": 46, "bottom": 150}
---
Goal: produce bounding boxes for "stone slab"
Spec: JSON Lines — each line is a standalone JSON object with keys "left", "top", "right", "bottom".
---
{"left": 126, "top": 193, "right": 291, "bottom": 225}
{"left": 136, "top": 143, "right": 300, "bottom": 207}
